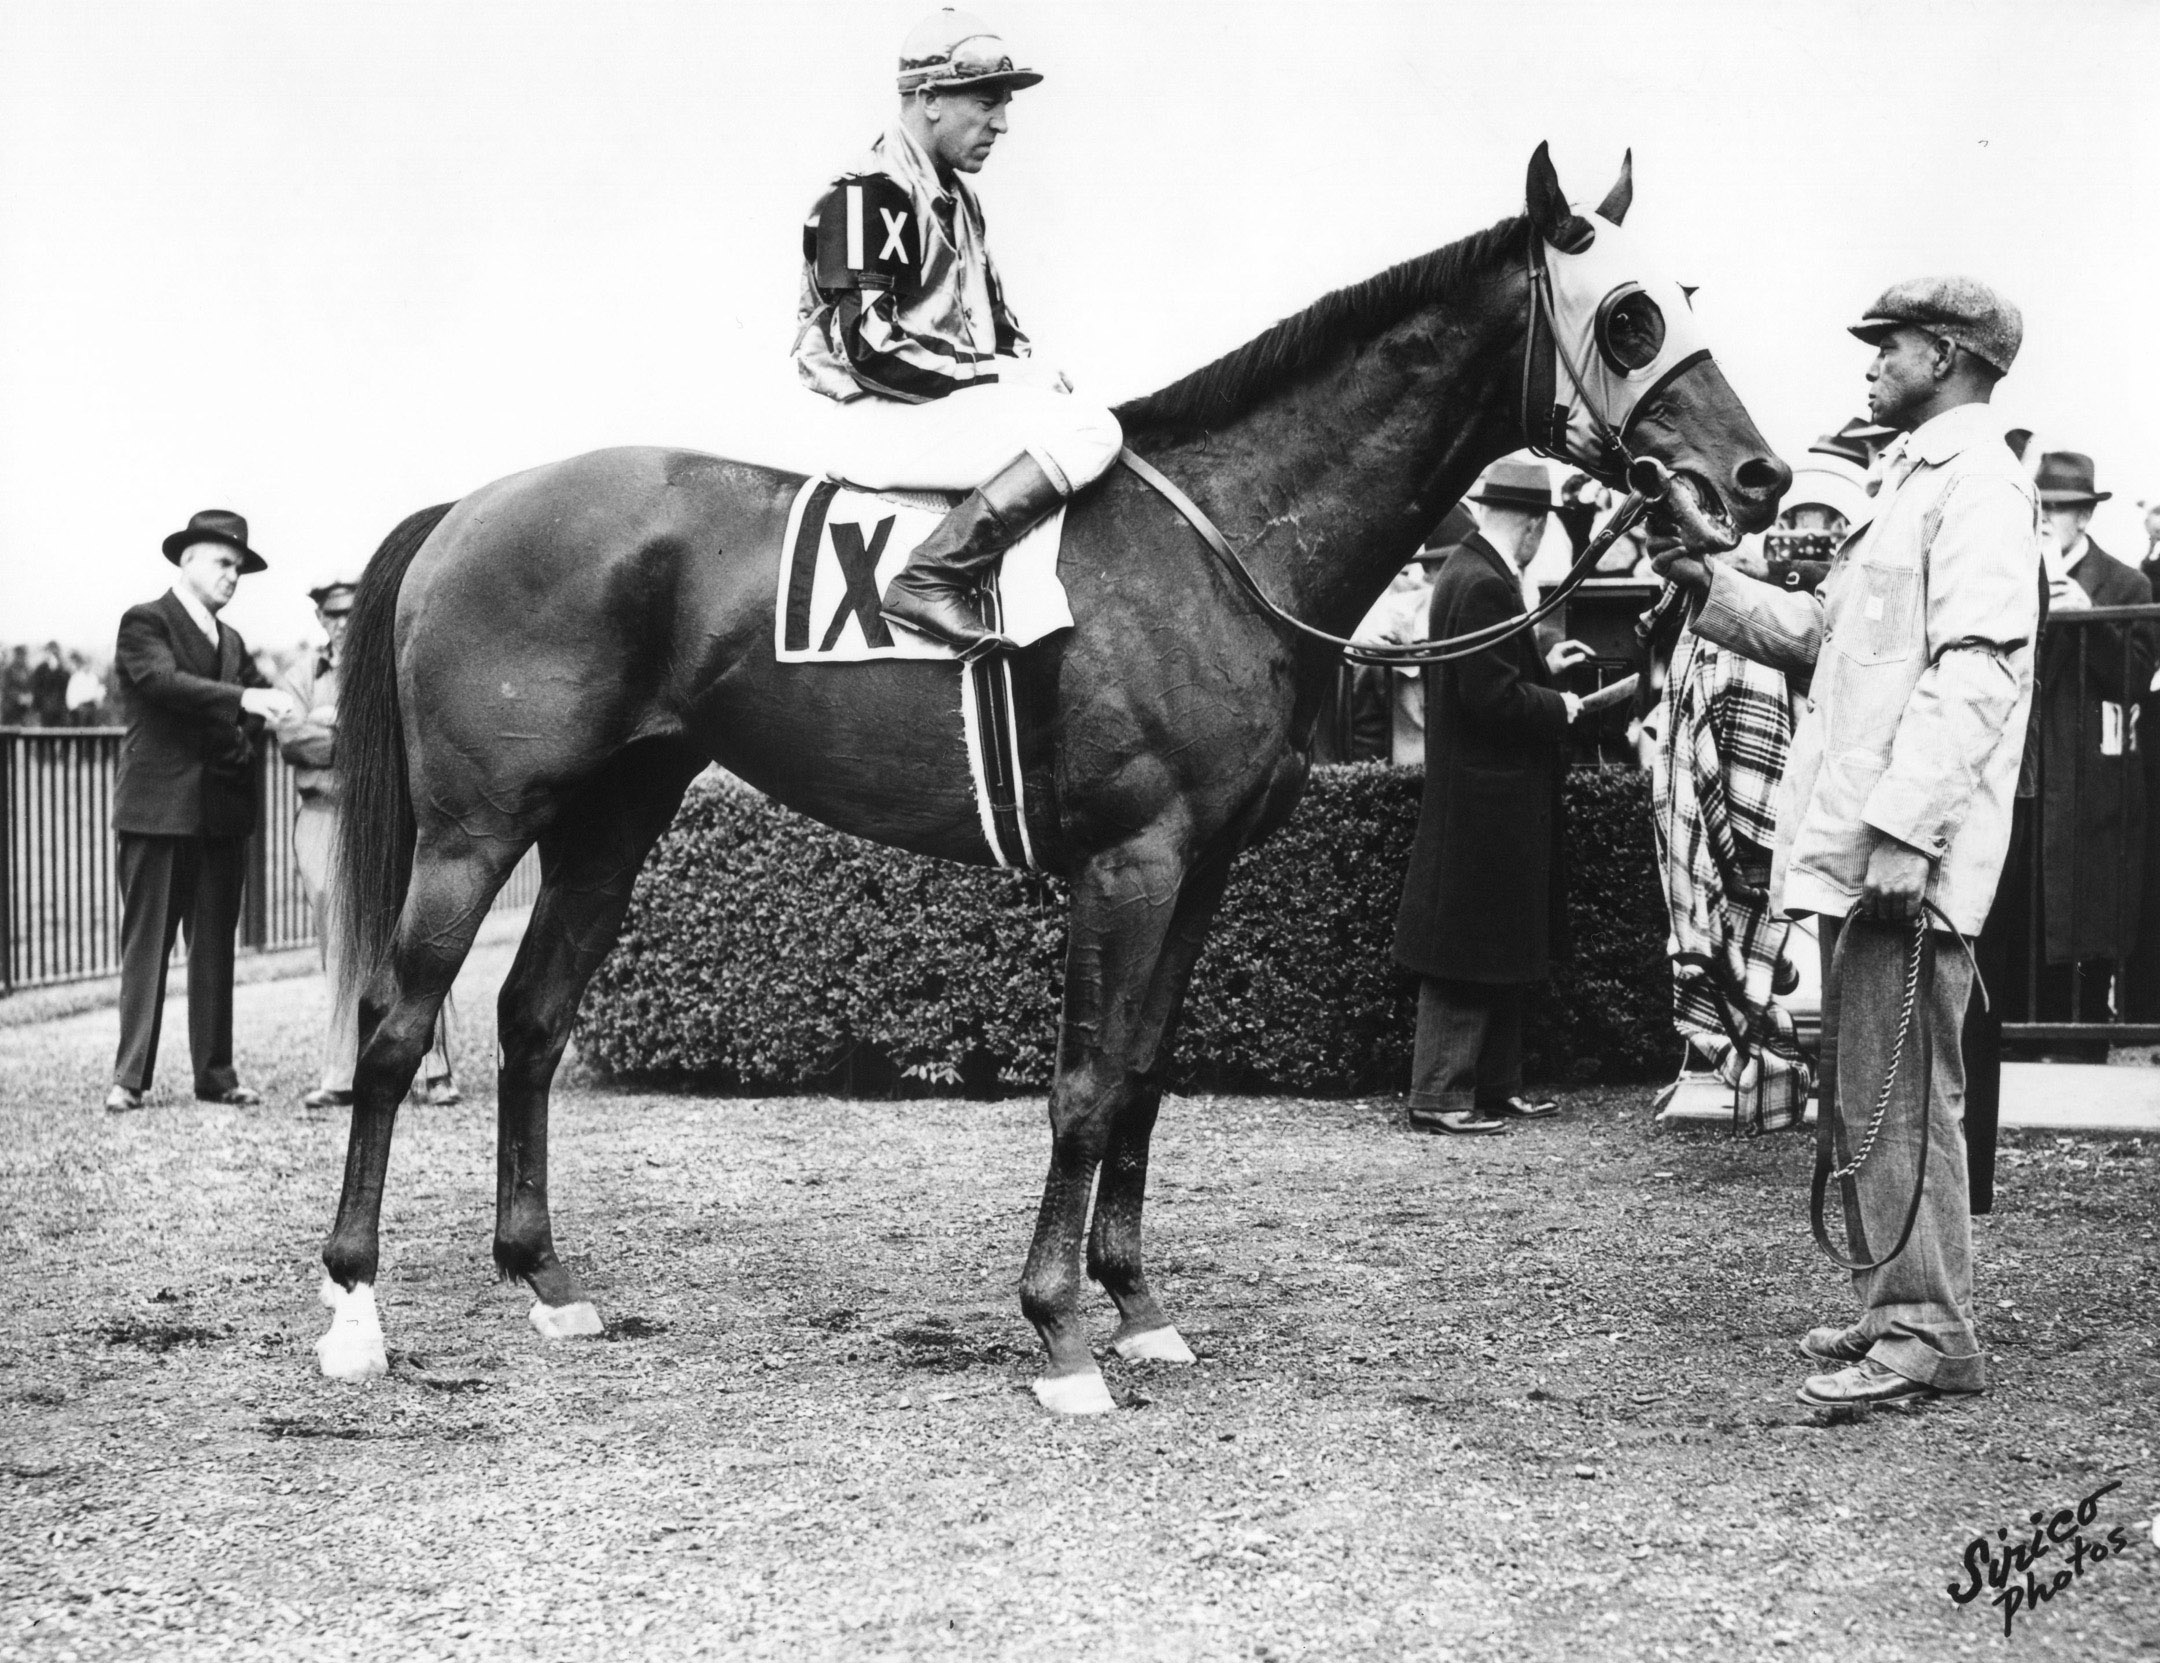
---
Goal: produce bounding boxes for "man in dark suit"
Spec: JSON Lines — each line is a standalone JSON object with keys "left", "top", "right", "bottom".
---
{"left": 105, "top": 510, "right": 296, "bottom": 1112}
{"left": 1989, "top": 453, "right": 2153, "bottom": 1023}
{"left": 1392, "top": 460, "right": 1592, "bottom": 1134}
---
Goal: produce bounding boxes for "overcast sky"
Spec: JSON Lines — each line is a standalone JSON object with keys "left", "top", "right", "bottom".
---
{"left": 4, "top": 0, "right": 2156, "bottom": 651}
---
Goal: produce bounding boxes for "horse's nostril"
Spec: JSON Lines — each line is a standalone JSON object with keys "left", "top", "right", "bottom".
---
{"left": 1735, "top": 455, "right": 1792, "bottom": 501}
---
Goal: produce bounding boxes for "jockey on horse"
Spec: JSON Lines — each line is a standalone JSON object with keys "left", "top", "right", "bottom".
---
{"left": 796, "top": 7, "right": 1122, "bottom": 659}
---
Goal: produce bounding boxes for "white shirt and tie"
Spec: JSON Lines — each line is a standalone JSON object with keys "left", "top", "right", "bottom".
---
{"left": 170, "top": 583, "right": 221, "bottom": 650}
{"left": 2044, "top": 532, "right": 2090, "bottom": 591}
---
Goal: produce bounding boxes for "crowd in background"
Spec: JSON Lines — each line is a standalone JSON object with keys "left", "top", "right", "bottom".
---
{"left": 1, "top": 642, "right": 115, "bottom": 726}
{"left": 1, "top": 639, "right": 318, "bottom": 729}
{"left": 1334, "top": 429, "right": 2160, "bottom": 1088}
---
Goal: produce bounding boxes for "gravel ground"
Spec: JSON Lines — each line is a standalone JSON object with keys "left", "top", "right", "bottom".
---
{"left": 3, "top": 936, "right": 2157, "bottom": 1662}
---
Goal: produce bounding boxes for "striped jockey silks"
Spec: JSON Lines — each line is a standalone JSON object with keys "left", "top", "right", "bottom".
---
{"left": 795, "top": 121, "right": 1029, "bottom": 405}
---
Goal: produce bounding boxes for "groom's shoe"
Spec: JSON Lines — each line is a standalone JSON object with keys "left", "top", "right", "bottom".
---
{"left": 1797, "top": 1357, "right": 1948, "bottom": 1411}
{"left": 1797, "top": 1326, "right": 1870, "bottom": 1367}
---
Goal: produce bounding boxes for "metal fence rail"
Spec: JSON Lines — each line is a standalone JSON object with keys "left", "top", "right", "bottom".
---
{"left": 1, "top": 728, "right": 539, "bottom": 994}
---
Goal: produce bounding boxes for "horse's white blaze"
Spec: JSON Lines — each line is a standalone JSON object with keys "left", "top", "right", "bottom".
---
{"left": 1112, "top": 1326, "right": 1197, "bottom": 1365}
{"left": 315, "top": 1276, "right": 388, "bottom": 1382}
{"left": 1032, "top": 1370, "right": 1117, "bottom": 1416}
{"left": 529, "top": 1299, "right": 603, "bottom": 1340}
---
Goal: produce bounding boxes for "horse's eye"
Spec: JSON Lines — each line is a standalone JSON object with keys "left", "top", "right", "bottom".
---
{"left": 1596, "top": 287, "right": 1666, "bottom": 374}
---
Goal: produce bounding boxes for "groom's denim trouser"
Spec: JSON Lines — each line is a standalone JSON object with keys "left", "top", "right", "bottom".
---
{"left": 1817, "top": 914, "right": 1986, "bottom": 1393}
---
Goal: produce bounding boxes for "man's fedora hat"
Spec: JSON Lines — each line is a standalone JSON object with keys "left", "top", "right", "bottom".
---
{"left": 1415, "top": 502, "right": 1479, "bottom": 563}
{"left": 2035, "top": 451, "right": 2112, "bottom": 506}
{"left": 307, "top": 578, "right": 359, "bottom": 607}
{"left": 1809, "top": 417, "right": 1897, "bottom": 471}
{"left": 897, "top": 8, "right": 1042, "bottom": 95}
{"left": 1847, "top": 275, "right": 2023, "bottom": 375}
{"left": 1467, "top": 458, "right": 1556, "bottom": 515}
{"left": 161, "top": 508, "right": 266, "bottom": 575}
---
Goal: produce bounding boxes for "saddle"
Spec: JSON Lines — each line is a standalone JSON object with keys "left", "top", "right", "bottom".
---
{"left": 774, "top": 478, "right": 1069, "bottom": 666}
{"left": 772, "top": 476, "right": 1059, "bottom": 870}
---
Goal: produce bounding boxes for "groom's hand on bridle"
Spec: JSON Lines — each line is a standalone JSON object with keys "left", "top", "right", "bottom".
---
{"left": 1646, "top": 529, "right": 1712, "bottom": 597}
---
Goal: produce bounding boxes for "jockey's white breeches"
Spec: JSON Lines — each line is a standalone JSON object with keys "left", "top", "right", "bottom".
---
{"left": 819, "top": 365, "right": 1123, "bottom": 498}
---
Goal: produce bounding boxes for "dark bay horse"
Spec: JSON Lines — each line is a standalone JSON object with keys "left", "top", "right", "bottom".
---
{"left": 314, "top": 146, "right": 1788, "bottom": 1412}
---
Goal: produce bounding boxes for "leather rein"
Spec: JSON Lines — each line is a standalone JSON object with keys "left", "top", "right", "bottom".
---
{"left": 1117, "top": 225, "right": 1677, "bottom": 669}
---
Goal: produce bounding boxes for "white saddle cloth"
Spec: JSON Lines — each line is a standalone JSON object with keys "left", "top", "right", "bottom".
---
{"left": 773, "top": 478, "right": 1070, "bottom": 664}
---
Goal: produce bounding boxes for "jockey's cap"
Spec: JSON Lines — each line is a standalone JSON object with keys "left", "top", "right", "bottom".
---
{"left": 1848, "top": 276, "right": 2023, "bottom": 375}
{"left": 898, "top": 8, "right": 1043, "bottom": 95}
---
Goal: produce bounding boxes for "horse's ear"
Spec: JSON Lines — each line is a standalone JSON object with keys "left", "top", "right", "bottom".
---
{"left": 1597, "top": 149, "right": 1634, "bottom": 225}
{"left": 1526, "top": 141, "right": 1594, "bottom": 253}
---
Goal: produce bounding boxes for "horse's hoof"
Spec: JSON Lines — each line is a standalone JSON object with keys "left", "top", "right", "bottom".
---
{"left": 1032, "top": 1369, "right": 1117, "bottom": 1416}
{"left": 529, "top": 1300, "right": 603, "bottom": 1340}
{"left": 1112, "top": 1325, "right": 1197, "bottom": 1365}
{"left": 315, "top": 1277, "right": 389, "bottom": 1382}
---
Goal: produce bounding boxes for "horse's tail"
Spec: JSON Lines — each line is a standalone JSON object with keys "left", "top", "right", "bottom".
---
{"left": 332, "top": 501, "right": 457, "bottom": 1007}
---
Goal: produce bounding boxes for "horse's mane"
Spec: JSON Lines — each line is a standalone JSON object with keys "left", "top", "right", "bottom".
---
{"left": 1114, "top": 214, "right": 1526, "bottom": 438}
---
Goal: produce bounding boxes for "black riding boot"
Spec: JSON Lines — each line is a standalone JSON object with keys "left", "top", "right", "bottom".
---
{"left": 880, "top": 453, "right": 1064, "bottom": 659}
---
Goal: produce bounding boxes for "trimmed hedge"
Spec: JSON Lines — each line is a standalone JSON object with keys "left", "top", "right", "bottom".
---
{"left": 575, "top": 765, "right": 1674, "bottom": 1094}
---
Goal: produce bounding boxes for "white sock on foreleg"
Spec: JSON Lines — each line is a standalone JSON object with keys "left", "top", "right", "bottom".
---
{"left": 315, "top": 1276, "right": 389, "bottom": 1381}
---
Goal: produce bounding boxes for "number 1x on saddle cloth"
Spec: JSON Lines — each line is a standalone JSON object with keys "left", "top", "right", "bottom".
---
{"left": 774, "top": 477, "right": 1071, "bottom": 663}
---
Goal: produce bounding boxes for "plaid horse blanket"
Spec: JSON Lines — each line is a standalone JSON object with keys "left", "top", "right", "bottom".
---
{"left": 1651, "top": 621, "right": 1810, "bottom": 1131}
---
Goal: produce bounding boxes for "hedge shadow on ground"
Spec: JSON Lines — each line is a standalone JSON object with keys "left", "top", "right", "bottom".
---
{"left": 576, "top": 764, "right": 1673, "bottom": 1096}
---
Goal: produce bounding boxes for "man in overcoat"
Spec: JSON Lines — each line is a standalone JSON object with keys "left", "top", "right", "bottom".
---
{"left": 1392, "top": 461, "right": 1591, "bottom": 1135}
{"left": 105, "top": 510, "right": 294, "bottom": 1112}
{"left": 1655, "top": 277, "right": 2038, "bottom": 1411}
{"left": 2011, "top": 452, "right": 2152, "bottom": 1020}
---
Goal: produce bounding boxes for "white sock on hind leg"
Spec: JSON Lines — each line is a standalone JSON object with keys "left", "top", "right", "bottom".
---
{"left": 1113, "top": 1325, "right": 1197, "bottom": 1364}
{"left": 529, "top": 1300, "right": 603, "bottom": 1340}
{"left": 315, "top": 1276, "right": 389, "bottom": 1381}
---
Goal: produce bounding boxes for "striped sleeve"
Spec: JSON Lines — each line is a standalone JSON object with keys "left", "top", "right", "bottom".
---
{"left": 826, "top": 287, "right": 997, "bottom": 402}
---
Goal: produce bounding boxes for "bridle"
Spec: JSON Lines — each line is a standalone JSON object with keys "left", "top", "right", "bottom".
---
{"left": 1119, "top": 221, "right": 1707, "bottom": 668}
{"left": 1519, "top": 222, "right": 1712, "bottom": 489}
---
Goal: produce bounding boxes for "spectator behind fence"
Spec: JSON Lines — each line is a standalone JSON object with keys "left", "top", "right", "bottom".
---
{"left": 63, "top": 652, "right": 107, "bottom": 725}
{"left": 1391, "top": 460, "right": 1593, "bottom": 1136}
{"left": 28, "top": 642, "right": 69, "bottom": 726}
{"left": 2, "top": 645, "right": 31, "bottom": 725}
{"left": 105, "top": 510, "right": 298, "bottom": 1113}
{"left": 1654, "top": 276, "right": 2038, "bottom": 1412}
{"left": 278, "top": 581, "right": 459, "bottom": 1109}
{"left": 2030, "top": 457, "right": 2151, "bottom": 1010}
{"left": 1986, "top": 452, "right": 2152, "bottom": 1023}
